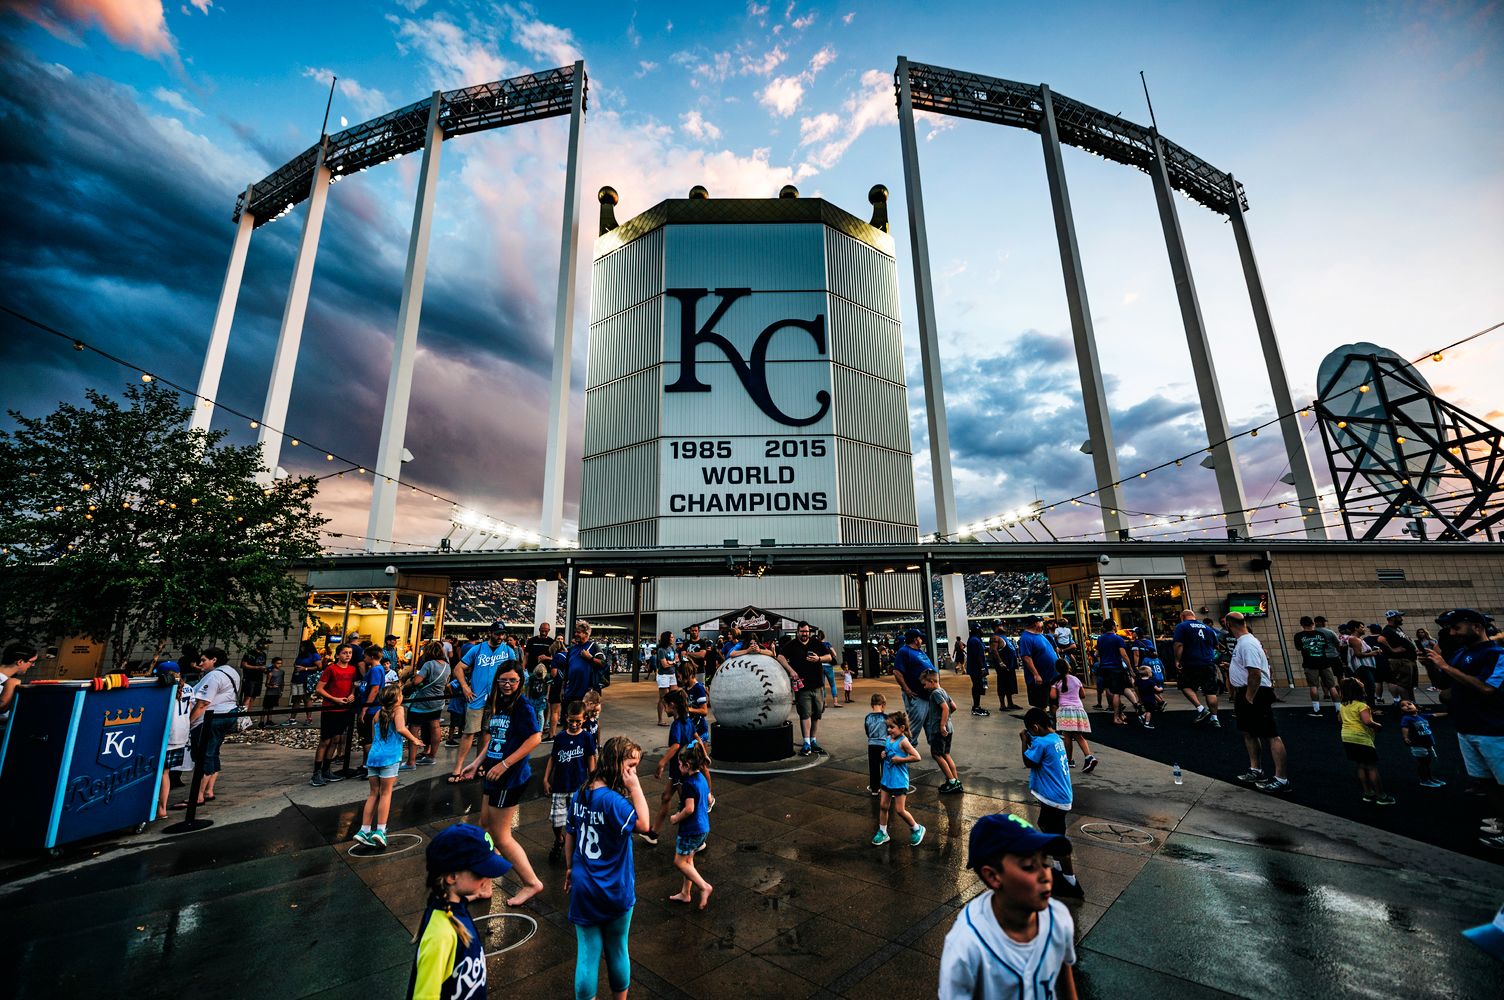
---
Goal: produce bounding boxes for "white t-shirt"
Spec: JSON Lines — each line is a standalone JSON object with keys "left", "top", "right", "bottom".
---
{"left": 193, "top": 665, "right": 242, "bottom": 713}
{"left": 1052, "top": 627, "right": 1073, "bottom": 648}
{"left": 1228, "top": 633, "right": 1271, "bottom": 689}
{"left": 939, "top": 893, "right": 1075, "bottom": 1000}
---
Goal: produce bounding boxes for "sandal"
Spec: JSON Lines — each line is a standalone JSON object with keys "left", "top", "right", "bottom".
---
{"left": 204, "top": 794, "right": 216, "bottom": 801}
{"left": 446, "top": 774, "right": 466, "bottom": 785}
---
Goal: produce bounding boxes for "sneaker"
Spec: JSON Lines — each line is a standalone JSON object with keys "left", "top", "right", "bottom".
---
{"left": 910, "top": 824, "right": 926, "bottom": 846}
{"left": 1052, "top": 877, "right": 1085, "bottom": 899}
{"left": 799, "top": 745, "right": 813, "bottom": 757}
{"left": 1308, "top": 710, "right": 1323, "bottom": 717}
{"left": 1480, "top": 834, "right": 1504, "bottom": 850}
{"left": 415, "top": 756, "right": 436, "bottom": 766}
{"left": 811, "top": 744, "right": 828, "bottom": 756}
{"left": 371, "top": 830, "right": 388, "bottom": 848}
{"left": 638, "top": 829, "right": 659, "bottom": 846}
{"left": 1256, "top": 777, "right": 1290, "bottom": 794}
{"left": 1481, "top": 818, "right": 1503, "bottom": 834}
{"left": 1236, "top": 769, "right": 1265, "bottom": 784}
{"left": 1419, "top": 778, "right": 1447, "bottom": 788}
{"left": 871, "top": 830, "right": 891, "bottom": 846}
{"left": 1082, "top": 755, "right": 1099, "bottom": 774}
{"left": 1362, "top": 794, "right": 1377, "bottom": 803}
{"left": 1192, "top": 710, "right": 1210, "bottom": 725}
{"left": 310, "top": 772, "right": 327, "bottom": 787}
{"left": 353, "top": 767, "right": 369, "bottom": 780}
{"left": 867, "top": 786, "right": 879, "bottom": 797}
{"left": 1140, "top": 718, "right": 1155, "bottom": 729}
{"left": 443, "top": 739, "right": 460, "bottom": 748}
{"left": 1209, "top": 716, "right": 1221, "bottom": 728}
{"left": 938, "top": 780, "right": 961, "bottom": 794}
{"left": 696, "top": 840, "right": 709, "bottom": 854}
{"left": 1068, "top": 760, "right": 1078, "bottom": 768}
{"left": 323, "top": 770, "right": 344, "bottom": 783}
{"left": 352, "top": 830, "right": 374, "bottom": 846}
{"left": 1374, "top": 794, "right": 1396, "bottom": 806}
{"left": 549, "top": 843, "right": 563, "bottom": 864}
{"left": 970, "top": 708, "right": 988, "bottom": 717}
{"left": 541, "top": 734, "right": 554, "bottom": 743}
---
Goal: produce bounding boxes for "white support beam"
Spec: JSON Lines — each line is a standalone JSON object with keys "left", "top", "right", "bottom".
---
{"left": 192, "top": 183, "right": 256, "bottom": 434}
{"left": 368, "top": 93, "right": 445, "bottom": 552}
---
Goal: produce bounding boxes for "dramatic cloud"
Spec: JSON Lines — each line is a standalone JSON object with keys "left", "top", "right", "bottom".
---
{"left": 12, "top": 0, "right": 176, "bottom": 57}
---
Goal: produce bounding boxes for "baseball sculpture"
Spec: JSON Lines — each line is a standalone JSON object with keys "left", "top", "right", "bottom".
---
{"left": 708, "top": 654, "right": 791, "bottom": 730}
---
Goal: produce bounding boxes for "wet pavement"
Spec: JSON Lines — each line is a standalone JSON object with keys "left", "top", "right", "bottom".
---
{"left": 3, "top": 677, "right": 1501, "bottom": 999}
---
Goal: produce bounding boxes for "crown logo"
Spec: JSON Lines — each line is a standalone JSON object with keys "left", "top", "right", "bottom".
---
{"left": 103, "top": 707, "right": 145, "bottom": 727}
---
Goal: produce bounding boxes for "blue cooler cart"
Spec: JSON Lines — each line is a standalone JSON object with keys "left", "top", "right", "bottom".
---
{"left": 0, "top": 680, "right": 175, "bottom": 852}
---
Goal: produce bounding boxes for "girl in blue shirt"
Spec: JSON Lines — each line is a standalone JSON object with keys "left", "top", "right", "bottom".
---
{"left": 669, "top": 742, "right": 714, "bottom": 909}
{"left": 644, "top": 689, "right": 695, "bottom": 845}
{"left": 459, "top": 661, "right": 543, "bottom": 905}
{"left": 873, "top": 711, "right": 925, "bottom": 847}
{"left": 355, "top": 687, "right": 421, "bottom": 848}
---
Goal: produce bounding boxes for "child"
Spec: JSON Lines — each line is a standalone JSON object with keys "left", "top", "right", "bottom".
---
{"left": 873, "top": 711, "right": 925, "bottom": 847}
{"left": 1340, "top": 677, "right": 1393, "bottom": 806}
{"left": 681, "top": 664, "right": 711, "bottom": 746}
{"left": 545, "top": 700, "right": 597, "bottom": 864}
{"left": 408, "top": 823, "right": 511, "bottom": 1000}
{"left": 1134, "top": 663, "right": 1164, "bottom": 730}
{"left": 921, "top": 668, "right": 963, "bottom": 793}
{"left": 354, "top": 686, "right": 422, "bottom": 848}
{"left": 158, "top": 661, "right": 194, "bottom": 818}
{"left": 526, "top": 665, "right": 550, "bottom": 739}
{"left": 1399, "top": 700, "right": 1444, "bottom": 788}
{"left": 842, "top": 663, "right": 854, "bottom": 703}
{"left": 643, "top": 689, "right": 695, "bottom": 846}
{"left": 1052, "top": 661, "right": 1098, "bottom": 774}
{"left": 261, "top": 657, "right": 284, "bottom": 728}
{"left": 865, "top": 693, "right": 889, "bottom": 796}
{"left": 938, "top": 813, "right": 1078, "bottom": 1000}
{"left": 582, "top": 689, "right": 603, "bottom": 741}
{"left": 1020, "top": 708, "right": 1084, "bottom": 898}
{"left": 669, "top": 742, "right": 714, "bottom": 909}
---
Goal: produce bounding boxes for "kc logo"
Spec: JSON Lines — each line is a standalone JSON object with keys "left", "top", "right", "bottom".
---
{"left": 664, "top": 288, "right": 831, "bottom": 427}
{"left": 98, "top": 706, "right": 144, "bottom": 766}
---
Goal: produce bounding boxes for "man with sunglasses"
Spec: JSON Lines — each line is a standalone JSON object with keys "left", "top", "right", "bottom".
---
{"left": 1425, "top": 608, "right": 1504, "bottom": 847}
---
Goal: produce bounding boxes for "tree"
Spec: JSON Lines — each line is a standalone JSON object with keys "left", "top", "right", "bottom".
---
{"left": 0, "top": 383, "right": 327, "bottom": 670}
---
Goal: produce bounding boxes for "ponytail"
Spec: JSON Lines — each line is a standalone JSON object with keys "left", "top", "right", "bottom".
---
{"left": 377, "top": 686, "right": 401, "bottom": 741}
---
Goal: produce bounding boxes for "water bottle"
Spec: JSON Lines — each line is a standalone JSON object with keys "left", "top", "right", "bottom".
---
{"left": 1172, "top": 763, "right": 1183, "bottom": 785}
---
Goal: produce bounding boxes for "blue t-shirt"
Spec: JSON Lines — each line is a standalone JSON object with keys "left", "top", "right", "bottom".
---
{"left": 894, "top": 644, "right": 933, "bottom": 693}
{"left": 1449, "top": 641, "right": 1504, "bottom": 736}
{"left": 679, "top": 771, "right": 710, "bottom": 837}
{"left": 1399, "top": 712, "right": 1434, "bottom": 749}
{"left": 1096, "top": 632, "right": 1129, "bottom": 671}
{"left": 461, "top": 641, "right": 516, "bottom": 711}
{"left": 549, "top": 729, "right": 596, "bottom": 794}
{"left": 359, "top": 662, "right": 387, "bottom": 717}
{"left": 1173, "top": 620, "right": 1218, "bottom": 667}
{"left": 966, "top": 635, "right": 988, "bottom": 679}
{"left": 566, "top": 785, "right": 637, "bottom": 926}
{"left": 564, "top": 642, "right": 598, "bottom": 704}
{"left": 880, "top": 735, "right": 911, "bottom": 791}
{"left": 667, "top": 716, "right": 697, "bottom": 781}
{"left": 1024, "top": 731, "right": 1072, "bottom": 810}
{"left": 482, "top": 696, "right": 539, "bottom": 788}
{"left": 684, "top": 680, "right": 710, "bottom": 740}
{"left": 865, "top": 711, "right": 889, "bottom": 746}
{"left": 1017, "top": 631, "right": 1059, "bottom": 686}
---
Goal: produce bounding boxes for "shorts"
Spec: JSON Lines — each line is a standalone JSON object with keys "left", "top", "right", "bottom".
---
{"left": 880, "top": 785, "right": 909, "bottom": 797}
{"left": 927, "top": 730, "right": 952, "bottom": 756}
{"left": 262, "top": 693, "right": 282, "bottom": 713}
{"left": 290, "top": 682, "right": 307, "bottom": 699}
{"left": 243, "top": 674, "right": 263, "bottom": 699}
{"left": 1036, "top": 804, "right": 1070, "bottom": 836}
{"left": 1302, "top": 665, "right": 1338, "bottom": 690}
{"left": 548, "top": 676, "right": 564, "bottom": 705}
{"left": 320, "top": 710, "right": 352, "bottom": 740}
{"left": 676, "top": 832, "right": 707, "bottom": 856}
{"left": 357, "top": 714, "right": 374, "bottom": 747}
{"left": 483, "top": 775, "right": 530, "bottom": 809}
{"left": 1343, "top": 742, "right": 1378, "bottom": 765}
{"left": 449, "top": 709, "right": 466, "bottom": 730}
{"left": 1025, "top": 682, "right": 1051, "bottom": 710}
{"left": 463, "top": 707, "right": 485, "bottom": 735}
{"left": 369, "top": 762, "right": 401, "bottom": 779}
{"left": 1457, "top": 733, "right": 1504, "bottom": 782}
{"left": 1388, "top": 657, "right": 1418, "bottom": 689}
{"left": 408, "top": 709, "right": 439, "bottom": 728}
{"left": 656, "top": 674, "right": 675, "bottom": 690}
{"left": 1409, "top": 745, "right": 1437, "bottom": 760}
{"left": 795, "top": 688, "right": 824, "bottom": 721}
{"left": 1101, "top": 670, "right": 1130, "bottom": 695}
{"left": 1177, "top": 664, "right": 1218, "bottom": 696}
{"left": 1232, "top": 686, "right": 1278, "bottom": 739}
{"left": 551, "top": 792, "right": 571, "bottom": 827}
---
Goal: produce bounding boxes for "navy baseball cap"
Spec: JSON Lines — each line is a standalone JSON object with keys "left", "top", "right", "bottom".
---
{"left": 1023, "top": 614, "right": 1044, "bottom": 626}
{"left": 1437, "top": 608, "right": 1494, "bottom": 628}
{"left": 489, "top": 621, "right": 507, "bottom": 632}
{"left": 1463, "top": 904, "right": 1504, "bottom": 961}
{"left": 427, "top": 823, "right": 513, "bottom": 878}
{"left": 967, "top": 813, "right": 1071, "bottom": 871}
{"left": 903, "top": 628, "right": 924, "bottom": 642}
{"left": 1384, "top": 610, "right": 1403, "bottom": 620}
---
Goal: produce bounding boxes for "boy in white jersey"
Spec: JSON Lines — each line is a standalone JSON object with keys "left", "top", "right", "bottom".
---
{"left": 939, "top": 813, "right": 1078, "bottom": 1000}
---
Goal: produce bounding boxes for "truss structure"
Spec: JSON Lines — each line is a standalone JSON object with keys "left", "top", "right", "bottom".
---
{"left": 234, "top": 65, "right": 586, "bottom": 227}
{"left": 1316, "top": 353, "right": 1504, "bottom": 540}
{"left": 899, "top": 61, "right": 1246, "bottom": 215}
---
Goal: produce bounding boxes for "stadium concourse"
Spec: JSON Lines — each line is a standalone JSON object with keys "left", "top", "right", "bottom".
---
{"left": 2, "top": 672, "right": 1496, "bottom": 999}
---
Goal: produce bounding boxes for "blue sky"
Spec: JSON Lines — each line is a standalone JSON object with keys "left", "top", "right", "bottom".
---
{"left": 2, "top": 0, "right": 1501, "bottom": 548}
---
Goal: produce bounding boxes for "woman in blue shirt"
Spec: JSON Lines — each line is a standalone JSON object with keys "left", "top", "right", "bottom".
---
{"left": 566, "top": 735, "right": 651, "bottom": 1000}
{"left": 459, "top": 660, "right": 543, "bottom": 905}
{"left": 654, "top": 632, "right": 679, "bottom": 726}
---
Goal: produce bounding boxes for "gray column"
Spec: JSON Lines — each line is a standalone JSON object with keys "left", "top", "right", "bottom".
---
{"left": 257, "top": 140, "right": 332, "bottom": 483}
{"left": 1039, "top": 86, "right": 1127, "bottom": 540}
{"left": 1148, "top": 134, "right": 1249, "bottom": 537}
{"left": 367, "top": 92, "right": 445, "bottom": 552}
{"left": 897, "top": 56, "right": 968, "bottom": 645}
{"left": 1227, "top": 177, "right": 1325, "bottom": 539}
{"left": 192, "top": 183, "right": 257, "bottom": 434}
{"left": 536, "top": 59, "right": 588, "bottom": 628}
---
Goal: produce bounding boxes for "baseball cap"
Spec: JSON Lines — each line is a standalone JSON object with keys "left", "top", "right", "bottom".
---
{"left": 1023, "top": 614, "right": 1044, "bottom": 626}
{"left": 155, "top": 660, "right": 181, "bottom": 677}
{"left": 1437, "top": 608, "right": 1495, "bottom": 628}
{"left": 1384, "top": 610, "right": 1403, "bottom": 620}
{"left": 490, "top": 620, "right": 507, "bottom": 632}
{"left": 385, "top": 634, "right": 399, "bottom": 641}
{"left": 426, "top": 823, "right": 514, "bottom": 878}
{"left": 1463, "top": 904, "right": 1504, "bottom": 961}
{"left": 903, "top": 628, "right": 924, "bottom": 642}
{"left": 967, "top": 813, "right": 1071, "bottom": 871}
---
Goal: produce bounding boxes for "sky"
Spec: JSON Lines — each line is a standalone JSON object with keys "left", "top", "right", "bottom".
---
{"left": 1, "top": 0, "right": 1501, "bottom": 551}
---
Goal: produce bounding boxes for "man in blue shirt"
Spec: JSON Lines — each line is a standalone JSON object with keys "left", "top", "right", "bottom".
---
{"left": 1425, "top": 609, "right": 1504, "bottom": 847}
{"left": 1017, "top": 616, "right": 1059, "bottom": 711}
{"left": 893, "top": 629, "right": 934, "bottom": 740}
{"left": 1095, "top": 623, "right": 1144, "bottom": 727}
{"left": 563, "top": 620, "right": 601, "bottom": 704}
{"left": 966, "top": 624, "right": 989, "bottom": 717}
{"left": 1172, "top": 609, "right": 1222, "bottom": 727}
{"left": 450, "top": 621, "right": 517, "bottom": 783}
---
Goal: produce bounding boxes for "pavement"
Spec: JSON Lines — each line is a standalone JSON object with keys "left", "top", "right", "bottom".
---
{"left": 2, "top": 674, "right": 1501, "bottom": 999}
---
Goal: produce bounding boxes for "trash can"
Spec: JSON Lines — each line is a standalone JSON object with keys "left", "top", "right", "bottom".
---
{"left": 0, "top": 680, "right": 174, "bottom": 851}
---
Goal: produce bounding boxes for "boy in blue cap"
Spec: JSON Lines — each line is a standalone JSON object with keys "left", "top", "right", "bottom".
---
{"left": 408, "top": 823, "right": 512, "bottom": 1000}
{"left": 1020, "top": 708, "right": 1084, "bottom": 898}
{"left": 939, "top": 813, "right": 1078, "bottom": 999}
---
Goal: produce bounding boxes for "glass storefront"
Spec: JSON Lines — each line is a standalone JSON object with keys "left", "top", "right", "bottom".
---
{"left": 1051, "top": 575, "right": 1188, "bottom": 645}
{"left": 303, "top": 586, "right": 447, "bottom": 666}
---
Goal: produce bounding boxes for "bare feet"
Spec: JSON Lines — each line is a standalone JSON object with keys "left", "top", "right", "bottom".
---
{"left": 668, "top": 892, "right": 692, "bottom": 904}
{"left": 698, "top": 884, "right": 713, "bottom": 910}
{"left": 507, "top": 880, "right": 545, "bottom": 906}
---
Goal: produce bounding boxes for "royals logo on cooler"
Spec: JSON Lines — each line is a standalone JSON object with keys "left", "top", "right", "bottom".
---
{"left": 98, "top": 706, "right": 145, "bottom": 767}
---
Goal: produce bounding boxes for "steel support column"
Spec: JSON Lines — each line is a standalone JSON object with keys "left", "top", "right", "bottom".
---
{"left": 856, "top": 571, "right": 873, "bottom": 678}
{"left": 921, "top": 559, "right": 938, "bottom": 657}
{"left": 897, "top": 56, "right": 968, "bottom": 646}
{"left": 536, "top": 59, "right": 588, "bottom": 628}
{"left": 1227, "top": 177, "right": 1325, "bottom": 539}
{"left": 565, "top": 565, "right": 578, "bottom": 636}
{"left": 631, "top": 576, "right": 643, "bottom": 684}
{"left": 192, "top": 183, "right": 256, "bottom": 434}
{"left": 257, "top": 139, "right": 332, "bottom": 484}
{"left": 1148, "top": 134, "right": 1249, "bottom": 537}
{"left": 367, "top": 94, "right": 445, "bottom": 552}
{"left": 1039, "top": 86, "right": 1127, "bottom": 540}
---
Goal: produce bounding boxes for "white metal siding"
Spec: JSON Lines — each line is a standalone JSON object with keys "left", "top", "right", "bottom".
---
{"left": 583, "top": 368, "right": 660, "bottom": 457}
{"left": 579, "top": 443, "right": 656, "bottom": 529}
{"left": 832, "top": 367, "right": 912, "bottom": 453}
{"left": 844, "top": 572, "right": 924, "bottom": 612}
{"left": 827, "top": 295, "right": 905, "bottom": 385}
{"left": 664, "top": 224, "right": 826, "bottom": 291}
{"left": 836, "top": 439, "right": 919, "bottom": 525}
{"left": 657, "top": 514, "right": 838, "bottom": 546}
{"left": 839, "top": 516, "right": 919, "bottom": 544}
{"left": 587, "top": 296, "right": 662, "bottom": 389}
{"left": 825, "top": 228, "right": 899, "bottom": 321}
{"left": 579, "top": 520, "right": 658, "bottom": 548}
{"left": 591, "top": 228, "right": 664, "bottom": 324}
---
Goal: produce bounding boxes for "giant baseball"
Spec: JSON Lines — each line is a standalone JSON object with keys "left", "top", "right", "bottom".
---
{"left": 709, "top": 654, "right": 791, "bottom": 730}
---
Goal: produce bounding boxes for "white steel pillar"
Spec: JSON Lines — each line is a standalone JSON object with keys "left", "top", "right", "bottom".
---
{"left": 1148, "top": 134, "right": 1250, "bottom": 537}
{"left": 535, "top": 60, "right": 587, "bottom": 630}
{"left": 1227, "top": 176, "right": 1325, "bottom": 539}
{"left": 191, "top": 183, "right": 256, "bottom": 434}
{"left": 897, "top": 56, "right": 967, "bottom": 648}
{"left": 367, "top": 92, "right": 445, "bottom": 552}
{"left": 1039, "top": 86, "right": 1127, "bottom": 540}
{"left": 257, "top": 140, "right": 332, "bottom": 484}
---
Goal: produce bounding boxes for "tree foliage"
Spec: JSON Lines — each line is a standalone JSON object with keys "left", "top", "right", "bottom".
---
{"left": 0, "top": 383, "right": 327, "bottom": 669}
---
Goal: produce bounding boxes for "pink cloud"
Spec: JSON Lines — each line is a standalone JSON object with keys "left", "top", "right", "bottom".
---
{"left": 13, "top": 0, "right": 177, "bottom": 58}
